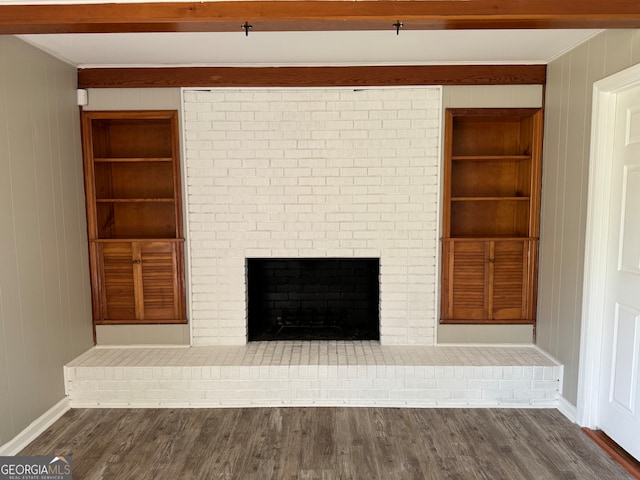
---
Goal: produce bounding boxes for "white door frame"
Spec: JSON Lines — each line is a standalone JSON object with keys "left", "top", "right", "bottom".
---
{"left": 577, "top": 62, "right": 640, "bottom": 428}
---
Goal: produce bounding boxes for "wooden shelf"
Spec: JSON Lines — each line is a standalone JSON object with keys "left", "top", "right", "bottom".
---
{"left": 444, "top": 236, "right": 537, "bottom": 241}
{"left": 451, "top": 197, "right": 530, "bottom": 202}
{"left": 94, "top": 318, "right": 187, "bottom": 325}
{"left": 450, "top": 156, "right": 532, "bottom": 198}
{"left": 443, "top": 317, "right": 535, "bottom": 325}
{"left": 452, "top": 155, "right": 531, "bottom": 161}
{"left": 94, "top": 238, "right": 185, "bottom": 243}
{"left": 82, "top": 110, "right": 186, "bottom": 330}
{"left": 450, "top": 199, "right": 530, "bottom": 237}
{"left": 96, "top": 198, "right": 175, "bottom": 203}
{"left": 95, "top": 202, "right": 177, "bottom": 239}
{"left": 94, "top": 160, "right": 175, "bottom": 204}
{"left": 94, "top": 157, "right": 173, "bottom": 163}
{"left": 441, "top": 108, "right": 542, "bottom": 326}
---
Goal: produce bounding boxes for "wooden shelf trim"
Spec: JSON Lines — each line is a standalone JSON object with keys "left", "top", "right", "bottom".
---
{"left": 452, "top": 155, "right": 532, "bottom": 161}
{"left": 451, "top": 197, "right": 530, "bottom": 201}
{"left": 442, "top": 318, "right": 535, "bottom": 325}
{"left": 1, "top": 1, "right": 640, "bottom": 34}
{"left": 94, "top": 318, "right": 188, "bottom": 325}
{"left": 94, "top": 157, "right": 173, "bottom": 162}
{"left": 78, "top": 64, "right": 546, "bottom": 89}
{"left": 442, "top": 237, "right": 538, "bottom": 241}
{"left": 92, "top": 238, "right": 184, "bottom": 243}
{"left": 96, "top": 198, "right": 176, "bottom": 203}
{"left": 447, "top": 107, "right": 547, "bottom": 118}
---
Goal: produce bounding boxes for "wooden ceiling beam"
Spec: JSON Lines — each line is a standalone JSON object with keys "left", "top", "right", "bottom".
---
{"left": 77, "top": 65, "right": 547, "bottom": 88}
{"left": 1, "top": 1, "right": 640, "bottom": 34}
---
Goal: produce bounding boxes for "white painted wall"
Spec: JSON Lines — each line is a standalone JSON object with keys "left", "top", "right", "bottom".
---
{"left": 0, "top": 37, "right": 93, "bottom": 448}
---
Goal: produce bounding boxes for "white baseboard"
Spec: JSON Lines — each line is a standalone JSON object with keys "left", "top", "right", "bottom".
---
{"left": 69, "top": 399, "right": 559, "bottom": 409}
{"left": 0, "top": 397, "right": 70, "bottom": 456}
{"left": 558, "top": 395, "right": 577, "bottom": 423}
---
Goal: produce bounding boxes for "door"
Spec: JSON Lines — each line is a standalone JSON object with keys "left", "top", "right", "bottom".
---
{"left": 441, "top": 239, "right": 531, "bottom": 323}
{"left": 442, "top": 240, "right": 489, "bottom": 321}
{"left": 491, "top": 240, "right": 530, "bottom": 321}
{"left": 138, "top": 241, "right": 183, "bottom": 321}
{"left": 98, "top": 242, "right": 136, "bottom": 321}
{"left": 97, "top": 241, "right": 184, "bottom": 323}
{"left": 598, "top": 86, "right": 640, "bottom": 460}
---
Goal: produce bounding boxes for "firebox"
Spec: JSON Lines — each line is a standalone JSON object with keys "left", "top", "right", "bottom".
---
{"left": 247, "top": 258, "right": 380, "bottom": 341}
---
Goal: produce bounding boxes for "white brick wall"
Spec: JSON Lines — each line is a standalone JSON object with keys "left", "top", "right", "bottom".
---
{"left": 65, "top": 344, "right": 561, "bottom": 408}
{"left": 183, "top": 87, "right": 441, "bottom": 346}
{"left": 67, "top": 364, "right": 562, "bottom": 408}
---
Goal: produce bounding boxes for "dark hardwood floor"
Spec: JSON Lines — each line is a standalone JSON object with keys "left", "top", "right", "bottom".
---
{"left": 20, "top": 408, "right": 632, "bottom": 479}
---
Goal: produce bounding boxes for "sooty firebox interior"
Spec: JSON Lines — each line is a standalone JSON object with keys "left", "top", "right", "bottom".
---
{"left": 247, "top": 258, "right": 380, "bottom": 341}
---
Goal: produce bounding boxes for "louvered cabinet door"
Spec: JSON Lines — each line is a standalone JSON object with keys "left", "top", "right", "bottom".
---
{"left": 96, "top": 240, "right": 185, "bottom": 323}
{"left": 490, "top": 240, "right": 530, "bottom": 321}
{"left": 441, "top": 239, "right": 535, "bottom": 323}
{"left": 442, "top": 240, "right": 490, "bottom": 321}
{"left": 138, "top": 241, "right": 185, "bottom": 321}
{"left": 97, "top": 242, "right": 136, "bottom": 322}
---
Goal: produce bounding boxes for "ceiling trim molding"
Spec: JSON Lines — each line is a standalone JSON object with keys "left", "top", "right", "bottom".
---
{"left": 2, "top": 1, "right": 640, "bottom": 34}
{"left": 77, "top": 65, "right": 547, "bottom": 89}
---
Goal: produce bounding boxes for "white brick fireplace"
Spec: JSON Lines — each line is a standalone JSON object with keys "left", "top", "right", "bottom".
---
{"left": 183, "top": 87, "right": 442, "bottom": 346}
{"left": 64, "top": 86, "right": 563, "bottom": 409}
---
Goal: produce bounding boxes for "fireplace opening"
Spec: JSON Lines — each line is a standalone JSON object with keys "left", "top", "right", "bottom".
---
{"left": 247, "top": 258, "right": 380, "bottom": 341}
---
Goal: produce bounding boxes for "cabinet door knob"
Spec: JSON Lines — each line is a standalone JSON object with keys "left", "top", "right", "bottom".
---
{"left": 132, "top": 259, "right": 142, "bottom": 264}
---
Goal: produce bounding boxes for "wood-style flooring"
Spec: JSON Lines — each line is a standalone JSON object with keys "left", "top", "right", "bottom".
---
{"left": 20, "top": 408, "right": 632, "bottom": 480}
{"left": 583, "top": 428, "right": 640, "bottom": 480}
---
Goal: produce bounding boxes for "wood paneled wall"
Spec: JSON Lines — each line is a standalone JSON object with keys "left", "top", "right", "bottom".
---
{"left": 537, "top": 29, "right": 640, "bottom": 407}
{"left": 0, "top": 37, "right": 93, "bottom": 448}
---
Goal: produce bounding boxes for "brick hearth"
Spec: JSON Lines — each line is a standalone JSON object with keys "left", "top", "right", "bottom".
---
{"left": 65, "top": 343, "right": 561, "bottom": 408}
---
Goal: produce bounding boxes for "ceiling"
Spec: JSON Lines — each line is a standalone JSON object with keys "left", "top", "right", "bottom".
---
{"left": 19, "top": 30, "right": 601, "bottom": 68}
